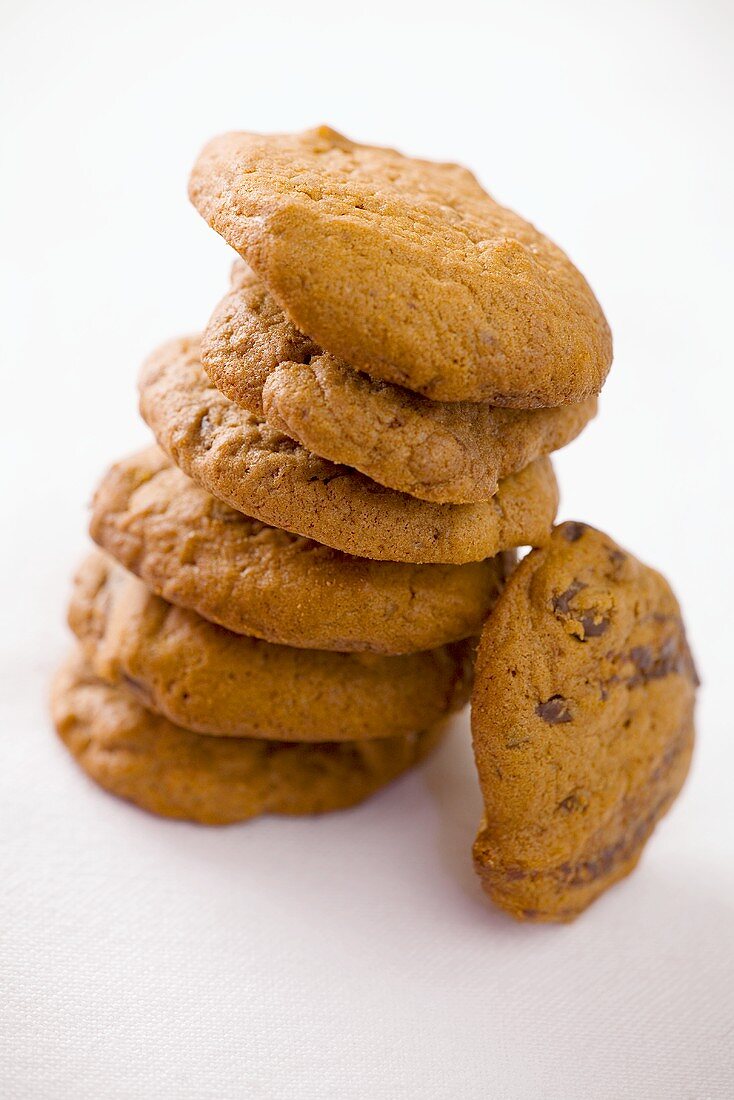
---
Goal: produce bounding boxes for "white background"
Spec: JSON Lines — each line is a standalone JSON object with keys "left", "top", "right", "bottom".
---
{"left": 2, "top": 1, "right": 733, "bottom": 1097}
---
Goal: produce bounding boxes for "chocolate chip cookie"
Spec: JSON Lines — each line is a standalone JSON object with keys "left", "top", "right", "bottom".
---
{"left": 189, "top": 126, "right": 612, "bottom": 405}
{"left": 201, "top": 261, "right": 598, "bottom": 503}
{"left": 52, "top": 650, "right": 445, "bottom": 825}
{"left": 90, "top": 447, "right": 512, "bottom": 654}
{"left": 69, "top": 552, "right": 474, "bottom": 742}
{"left": 139, "top": 336, "right": 559, "bottom": 564}
{"left": 471, "top": 522, "right": 697, "bottom": 922}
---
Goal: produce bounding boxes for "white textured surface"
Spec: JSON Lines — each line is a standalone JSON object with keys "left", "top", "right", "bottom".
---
{"left": 1, "top": 1, "right": 733, "bottom": 1097}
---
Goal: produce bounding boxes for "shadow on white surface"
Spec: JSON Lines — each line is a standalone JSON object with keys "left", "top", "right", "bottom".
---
{"left": 5, "top": 686, "right": 733, "bottom": 1099}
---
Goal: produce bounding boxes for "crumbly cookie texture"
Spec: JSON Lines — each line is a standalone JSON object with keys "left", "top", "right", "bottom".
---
{"left": 52, "top": 650, "right": 445, "bottom": 825}
{"left": 90, "top": 447, "right": 512, "bottom": 654}
{"left": 189, "top": 126, "right": 612, "bottom": 406}
{"left": 138, "top": 336, "right": 559, "bottom": 564}
{"left": 471, "top": 522, "right": 698, "bottom": 923}
{"left": 69, "top": 552, "right": 474, "bottom": 742}
{"left": 201, "top": 262, "right": 598, "bottom": 503}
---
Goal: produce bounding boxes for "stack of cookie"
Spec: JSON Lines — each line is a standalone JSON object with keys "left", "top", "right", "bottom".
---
{"left": 55, "top": 126, "right": 694, "bottom": 922}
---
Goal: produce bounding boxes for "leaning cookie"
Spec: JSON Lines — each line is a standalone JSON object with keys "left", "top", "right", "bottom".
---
{"left": 471, "top": 522, "right": 698, "bottom": 922}
{"left": 51, "top": 650, "right": 445, "bottom": 825}
{"left": 69, "top": 552, "right": 474, "bottom": 742}
{"left": 90, "top": 448, "right": 512, "bottom": 654}
{"left": 139, "top": 336, "right": 559, "bottom": 564}
{"left": 189, "top": 126, "right": 612, "bottom": 406}
{"left": 201, "top": 262, "right": 598, "bottom": 504}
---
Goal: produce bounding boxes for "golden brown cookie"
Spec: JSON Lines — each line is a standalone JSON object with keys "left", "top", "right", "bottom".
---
{"left": 51, "top": 650, "right": 445, "bottom": 825}
{"left": 139, "top": 336, "right": 559, "bottom": 564}
{"left": 189, "top": 126, "right": 612, "bottom": 406}
{"left": 90, "top": 447, "right": 512, "bottom": 654}
{"left": 471, "top": 522, "right": 698, "bottom": 922}
{"left": 69, "top": 552, "right": 474, "bottom": 742}
{"left": 201, "top": 262, "right": 598, "bottom": 503}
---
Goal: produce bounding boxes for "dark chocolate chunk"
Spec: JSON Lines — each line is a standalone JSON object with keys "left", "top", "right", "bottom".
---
{"left": 628, "top": 638, "right": 684, "bottom": 685}
{"left": 552, "top": 579, "right": 586, "bottom": 616}
{"left": 560, "top": 521, "right": 587, "bottom": 542}
{"left": 536, "top": 695, "right": 573, "bottom": 724}
{"left": 581, "top": 613, "right": 610, "bottom": 637}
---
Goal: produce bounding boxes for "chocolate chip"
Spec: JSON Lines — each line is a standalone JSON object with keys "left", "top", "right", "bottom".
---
{"left": 630, "top": 645, "right": 654, "bottom": 676}
{"left": 553, "top": 581, "right": 610, "bottom": 639}
{"left": 645, "top": 618, "right": 700, "bottom": 686}
{"left": 560, "top": 521, "right": 587, "bottom": 542}
{"left": 628, "top": 639, "right": 683, "bottom": 685}
{"left": 552, "top": 579, "right": 586, "bottom": 615}
{"left": 536, "top": 695, "right": 572, "bottom": 724}
{"left": 580, "top": 613, "right": 610, "bottom": 637}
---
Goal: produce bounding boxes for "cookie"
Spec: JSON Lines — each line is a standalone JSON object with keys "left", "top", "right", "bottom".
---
{"left": 189, "top": 126, "right": 612, "bottom": 406}
{"left": 52, "top": 650, "right": 444, "bottom": 825}
{"left": 471, "top": 522, "right": 698, "bottom": 922}
{"left": 201, "top": 262, "right": 598, "bottom": 503}
{"left": 69, "top": 552, "right": 474, "bottom": 742}
{"left": 139, "top": 336, "right": 559, "bottom": 564}
{"left": 90, "top": 448, "right": 512, "bottom": 654}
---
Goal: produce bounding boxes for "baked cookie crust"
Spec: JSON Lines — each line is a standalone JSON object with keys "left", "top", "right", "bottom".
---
{"left": 139, "top": 336, "right": 559, "bottom": 564}
{"left": 69, "top": 552, "right": 474, "bottom": 742}
{"left": 200, "top": 262, "right": 597, "bottom": 503}
{"left": 189, "top": 126, "right": 612, "bottom": 405}
{"left": 471, "top": 522, "right": 697, "bottom": 922}
{"left": 52, "top": 650, "right": 445, "bottom": 825}
{"left": 90, "top": 447, "right": 512, "bottom": 654}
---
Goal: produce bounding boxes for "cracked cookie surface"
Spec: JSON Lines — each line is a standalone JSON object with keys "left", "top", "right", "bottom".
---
{"left": 189, "top": 126, "right": 612, "bottom": 406}
{"left": 68, "top": 552, "right": 474, "bottom": 742}
{"left": 51, "top": 650, "right": 445, "bottom": 825}
{"left": 201, "top": 261, "right": 597, "bottom": 503}
{"left": 139, "top": 336, "right": 559, "bottom": 564}
{"left": 90, "top": 447, "right": 512, "bottom": 654}
{"left": 471, "top": 522, "right": 698, "bottom": 922}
